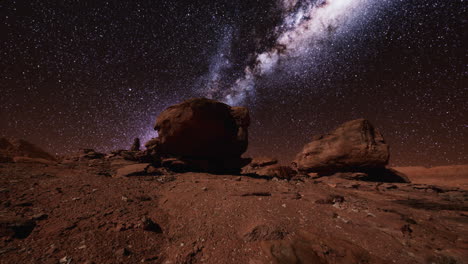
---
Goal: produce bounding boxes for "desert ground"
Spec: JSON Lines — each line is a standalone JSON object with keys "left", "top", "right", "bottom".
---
{"left": 1, "top": 158, "right": 467, "bottom": 264}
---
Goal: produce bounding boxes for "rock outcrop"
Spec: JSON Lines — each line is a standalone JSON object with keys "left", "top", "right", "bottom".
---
{"left": 0, "top": 138, "right": 56, "bottom": 163}
{"left": 293, "top": 119, "right": 389, "bottom": 174}
{"left": 148, "top": 98, "right": 251, "bottom": 173}
{"left": 130, "top": 138, "right": 141, "bottom": 151}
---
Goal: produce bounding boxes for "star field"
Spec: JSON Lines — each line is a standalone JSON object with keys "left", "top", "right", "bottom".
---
{"left": 0, "top": 0, "right": 466, "bottom": 166}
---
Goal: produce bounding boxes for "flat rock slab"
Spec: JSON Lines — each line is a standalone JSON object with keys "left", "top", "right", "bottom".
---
{"left": 114, "top": 163, "right": 151, "bottom": 177}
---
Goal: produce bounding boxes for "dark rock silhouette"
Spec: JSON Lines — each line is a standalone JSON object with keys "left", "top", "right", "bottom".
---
{"left": 149, "top": 98, "right": 250, "bottom": 173}
{"left": 130, "top": 138, "right": 141, "bottom": 151}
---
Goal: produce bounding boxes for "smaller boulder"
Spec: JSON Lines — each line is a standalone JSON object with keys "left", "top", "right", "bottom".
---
{"left": 141, "top": 216, "right": 162, "bottom": 233}
{"left": 80, "top": 149, "right": 105, "bottom": 160}
{"left": 293, "top": 119, "right": 389, "bottom": 174}
{"left": 243, "top": 157, "right": 296, "bottom": 180}
{"left": 114, "top": 163, "right": 151, "bottom": 177}
{"left": 250, "top": 157, "right": 278, "bottom": 168}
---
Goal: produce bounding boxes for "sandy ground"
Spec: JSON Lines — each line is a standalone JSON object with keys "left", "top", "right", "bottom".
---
{"left": 0, "top": 160, "right": 467, "bottom": 264}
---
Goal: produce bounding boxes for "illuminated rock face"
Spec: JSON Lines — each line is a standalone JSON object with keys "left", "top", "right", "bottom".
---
{"left": 150, "top": 98, "right": 250, "bottom": 173}
{"left": 293, "top": 119, "right": 389, "bottom": 174}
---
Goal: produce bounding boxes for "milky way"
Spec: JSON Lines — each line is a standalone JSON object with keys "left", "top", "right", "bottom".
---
{"left": 206, "top": 0, "right": 382, "bottom": 105}
{"left": 1, "top": 0, "right": 466, "bottom": 166}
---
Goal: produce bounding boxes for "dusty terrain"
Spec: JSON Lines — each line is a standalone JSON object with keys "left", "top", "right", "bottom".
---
{"left": 1, "top": 159, "right": 467, "bottom": 264}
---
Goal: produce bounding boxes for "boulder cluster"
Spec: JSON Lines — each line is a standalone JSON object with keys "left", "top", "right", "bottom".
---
{"left": 0, "top": 98, "right": 408, "bottom": 182}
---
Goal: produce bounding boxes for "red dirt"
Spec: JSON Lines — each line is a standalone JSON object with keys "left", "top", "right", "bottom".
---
{"left": 1, "top": 160, "right": 467, "bottom": 264}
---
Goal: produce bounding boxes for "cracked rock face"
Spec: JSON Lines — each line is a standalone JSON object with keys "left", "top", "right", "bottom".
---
{"left": 293, "top": 119, "right": 389, "bottom": 174}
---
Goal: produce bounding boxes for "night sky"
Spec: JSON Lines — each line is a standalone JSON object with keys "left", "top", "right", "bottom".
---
{"left": 1, "top": 0, "right": 466, "bottom": 166}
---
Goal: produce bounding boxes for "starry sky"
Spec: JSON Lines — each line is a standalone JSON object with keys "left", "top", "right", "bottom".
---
{"left": 1, "top": 0, "right": 466, "bottom": 166}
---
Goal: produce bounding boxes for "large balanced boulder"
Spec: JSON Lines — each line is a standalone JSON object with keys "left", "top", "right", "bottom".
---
{"left": 293, "top": 119, "right": 389, "bottom": 174}
{"left": 150, "top": 98, "right": 250, "bottom": 173}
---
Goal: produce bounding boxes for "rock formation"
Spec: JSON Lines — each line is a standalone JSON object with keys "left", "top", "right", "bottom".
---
{"left": 147, "top": 98, "right": 251, "bottom": 173}
{"left": 242, "top": 157, "right": 297, "bottom": 180}
{"left": 130, "top": 138, "right": 140, "bottom": 151}
{"left": 293, "top": 119, "right": 389, "bottom": 174}
{"left": 0, "top": 137, "right": 56, "bottom": 163}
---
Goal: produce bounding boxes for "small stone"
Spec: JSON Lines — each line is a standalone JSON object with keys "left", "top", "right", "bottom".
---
{"left": 59, "top": 256, "right": 72, "bottom": 264}
{"left": 201, "top": 187, "right": 208, "bottom": 191}
{"left": 141, "top": 216, "right": 162, "bottom": 233}
{"left": 32, "top": 213, "right": 48, "bottom": 221}
{"left": 281, "top": 204, "right": 286, "bottom": 208}
{"left": 117, "top": 247, "right": 131, "bottom": 256}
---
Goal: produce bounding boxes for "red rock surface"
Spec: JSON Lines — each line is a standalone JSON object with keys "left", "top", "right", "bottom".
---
{"left": 0, "top": 160, "right": 467, "bottom": 263}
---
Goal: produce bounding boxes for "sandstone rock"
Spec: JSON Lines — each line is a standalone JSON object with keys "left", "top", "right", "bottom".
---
{"left": 152, "top": 98, "right": 250, "bottom": 172}
{"left": 250, "top": 157, "right": 278, "bottom": 168}
{"left": 243, "top": 157, "right": 296, "bottom": 179}
{"left": 0, "top": 137, "right": 56, "bottom": 163}
{"left": 293, "top": 119, "right": 389, "bottom": 174}
{"left": 262, "top": 165, "right": 296, "bottom": 180}
{"left": 114, "top": 163, "right": 151, "bottom": 177}
{"left": 79, "top": 149, "right": 105, "bottom": 160}
{"left": 161, "top": 158, "right": 190, "bottom": 172}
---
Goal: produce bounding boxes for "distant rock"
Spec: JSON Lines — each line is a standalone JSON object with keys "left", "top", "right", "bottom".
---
{"left": 0, "top": 137, "right": 56, "bottom": 163}
{"left": 293, "top": 119, "right": 389, "bottom": 174}
{"left": 243, "top": 158, "right": 296, "bottom": 180}
{"left": 80, "top": 149, "right": 105, "bottom": 160}
{"left": 249, "top": 157, "right": 278, "bottom": 168}
{"left": 151, "top": 98, "right": 250, "bottom": 173}
{"left": 114, "top": 163, "right": 151, "bottom": 177}
{"left": 130, "top": 138, "right": 141, "bottom": 151}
